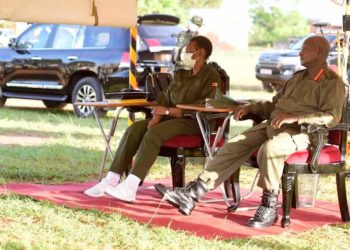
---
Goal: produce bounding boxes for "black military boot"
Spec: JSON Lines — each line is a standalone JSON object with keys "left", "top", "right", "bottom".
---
{"left": 247, "top": 190, "right": 278, "bottom": 228}
{"left": 154, "top": 178, "right": 208, "bottom": 215}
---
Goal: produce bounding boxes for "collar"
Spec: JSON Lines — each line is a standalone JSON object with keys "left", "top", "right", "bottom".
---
{"left": 184, "top": 63, "right": 209, "bottom": 77}
{"left": 302, "top": 67, "right": 330, "bottom": 81}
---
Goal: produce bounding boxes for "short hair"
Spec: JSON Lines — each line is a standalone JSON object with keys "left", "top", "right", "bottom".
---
{"left": 189, "top": 36, "right": 213, "bottom": 60}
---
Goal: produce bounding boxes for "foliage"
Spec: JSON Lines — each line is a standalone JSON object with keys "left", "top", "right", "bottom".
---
{"left": 137, "top": 0, "right": 222, "bottom": 24}
{"left": 249, "top": 0, "right": 309, "bottom": 46}
{"left": 0, "top": 21, "right": 16, "bottom": 30}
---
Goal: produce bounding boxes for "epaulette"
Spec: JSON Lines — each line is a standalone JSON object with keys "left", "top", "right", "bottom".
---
{"left": 323, "top": 68, "right": 341, "bottom": 80}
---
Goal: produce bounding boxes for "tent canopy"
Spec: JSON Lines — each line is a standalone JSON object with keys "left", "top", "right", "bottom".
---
{"left": 0, "top": 0, "right": 137, "bottom": 27}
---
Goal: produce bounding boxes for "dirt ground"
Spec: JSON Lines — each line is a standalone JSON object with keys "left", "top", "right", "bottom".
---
{"left": 0, "top": 99, "right": 67, "bottom": 146}
{"left": 0, "top": 132, "right": 50, "bottom": 147}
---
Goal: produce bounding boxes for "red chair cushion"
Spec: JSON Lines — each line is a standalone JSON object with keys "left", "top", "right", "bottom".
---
{"left": 163, "top": 135, "right": 202, "bottom": 148}
{"left": 162, "top": 135, "right": 225, "bottom": 148}
{"left": 250, "top": 145, "right": 341, "bottom": 165}
{"left": 285, "top": 145, "right": 341, "bottom": 164}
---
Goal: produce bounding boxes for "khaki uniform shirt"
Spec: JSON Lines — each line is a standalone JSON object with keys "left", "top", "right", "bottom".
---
{"left": 250, "top": 68, "right": 345, "bottom": 133}
{"left": 156, "top": 63, "right": 222, "bottom": 107}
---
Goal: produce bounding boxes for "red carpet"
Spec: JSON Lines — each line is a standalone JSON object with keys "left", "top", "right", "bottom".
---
{"left": 0, "top": 178, "right": 346, "bottom": 240}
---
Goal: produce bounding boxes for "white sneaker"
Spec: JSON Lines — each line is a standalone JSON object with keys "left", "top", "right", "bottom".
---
{"left": 84, "top": 178, "right": 114, "bottom": 197}
{"left": 105, "top": 182, "right": 136, "bottom": 203}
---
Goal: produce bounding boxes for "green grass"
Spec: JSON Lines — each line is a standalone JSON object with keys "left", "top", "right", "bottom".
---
{"left": 0, "top": 102, "right": 350, "bottom": 249}
{"left": 0, "top": 46, "right": 349, "bottom": 249}
{"left": 211, "top": 49, "right": 265, "bottom": 91}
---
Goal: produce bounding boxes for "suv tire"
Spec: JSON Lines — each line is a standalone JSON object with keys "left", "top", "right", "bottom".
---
{"left": 43, "top": 100, "right": 66, "bottom": 109}
{"left": 0, "top": 97, "right": 6, "bottom": 108}
{"left": 72, "top": 77, "right": 107, "bottom": 118}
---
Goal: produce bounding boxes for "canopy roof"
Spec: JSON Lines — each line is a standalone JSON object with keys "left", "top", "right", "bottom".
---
{"left": 0, "top": 0, "right": 137, "bottom": 27}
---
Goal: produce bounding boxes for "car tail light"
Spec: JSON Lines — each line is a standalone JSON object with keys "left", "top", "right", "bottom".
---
{"left": 119, "top": 52, "right": 130, "bottom": 68}
{"left": 145, "top": 38, "right": 165, "bottom": 52}
{"left": 145, "top": 38, "right": 161, "bottom": 47}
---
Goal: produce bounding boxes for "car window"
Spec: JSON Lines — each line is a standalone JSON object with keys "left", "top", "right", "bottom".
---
{"left": 52, "top": 24, "right": 84, "bottom": 49}
{"left": 290, "top": 34, "right": 337, "bottom": 51}
{"left": 83, "top": 26, "right": 128, "bottom": 49}
{"left": 17, "top": 24, "right": 53, "bottom": 49}
{"left": 138, "top": 25, "right": 183, "bottom": 39}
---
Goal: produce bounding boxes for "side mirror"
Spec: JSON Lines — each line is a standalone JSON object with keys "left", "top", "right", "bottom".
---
{"left": 8, "top": 38, "right": 16, "bottom": 49}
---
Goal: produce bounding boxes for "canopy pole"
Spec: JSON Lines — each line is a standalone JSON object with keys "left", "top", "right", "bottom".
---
{"left": 129, "top": 26, "right": 138, "bottom": 89}
{"left": 342, "top": 0, "right": 350, "bottom": 85}
{"left": 128, "top": 26, "right": 138, "bottom": 124}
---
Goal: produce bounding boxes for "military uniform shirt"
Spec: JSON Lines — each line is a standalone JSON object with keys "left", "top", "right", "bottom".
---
{"left": 156, "top": 63, "right": 222, "bottom": 107}
{"left": 249, "top": 68, "right": 344, "bottom": 128}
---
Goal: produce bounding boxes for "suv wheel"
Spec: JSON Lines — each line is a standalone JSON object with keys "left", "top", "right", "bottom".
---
{"left": 0, "top": 97, "right": 6, "bottom": 108}
{"left": 43, "top": 100, "right": 66, "bottom": 109}
{"left": 72, "top": 77, "right": 107, "bottom": 118}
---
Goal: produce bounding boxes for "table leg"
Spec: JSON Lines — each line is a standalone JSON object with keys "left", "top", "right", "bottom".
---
{"left": 95, "top": 107, "right": 126, "bottom": 180}
{"left": 195, "top": 112, "right": 213, "bottom": 160}
{"left": 195, "top": 111, "right": 236, "bottom": 207}
{"left": 94, "top": 109, "right": 114, "bottom": 159}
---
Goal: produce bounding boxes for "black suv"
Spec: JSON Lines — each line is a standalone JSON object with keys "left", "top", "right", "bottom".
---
{"left": 0, "top": 14, "right": 184, "bottom": 117}
{"left": 255, "top": 34, "right": 338, "bottom": 92}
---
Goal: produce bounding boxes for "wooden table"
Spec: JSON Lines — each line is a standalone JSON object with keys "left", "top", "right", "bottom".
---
{"left": 74, "top": 99, "right": 156, "bottom": 179}
{"left": 176, "top": 103, "right": 236, "bottom": 113}
{"left": 76, "top": 99, "right": 156, "bottom": 108}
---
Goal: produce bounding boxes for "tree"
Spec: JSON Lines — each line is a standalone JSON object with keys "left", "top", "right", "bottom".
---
{"left": 137, "top": 0, "right": 222, "bottom": 23}
{"left": 249, "top": 0, "right": 309, "bottom": 46}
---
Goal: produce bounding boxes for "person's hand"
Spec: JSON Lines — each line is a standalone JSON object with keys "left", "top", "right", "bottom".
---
{"left": 148, "top": 114, "right": 162, "bottom": 128}
{"left": 234, "top": 105, "right": 251, "bottom": 121}
{"left": 153, "top": 106, "right": 167, "bottom": 115}
{"left": 169, "top": 107, "right": 183, "bottom": 117}
{"left": 270, "top": 113, "right": 298, "bottom": 129}
{"left": 152, "top": 106, "right": 183, "bottom": 117}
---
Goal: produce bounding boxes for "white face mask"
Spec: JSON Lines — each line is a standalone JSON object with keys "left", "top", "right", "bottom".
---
{"left": 181, "top": 50, "right": 198, "bottom": 69}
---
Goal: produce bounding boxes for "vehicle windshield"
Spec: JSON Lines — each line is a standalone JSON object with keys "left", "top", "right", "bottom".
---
{"left": 289, "top": 34, "right": 337, "bottom": 50}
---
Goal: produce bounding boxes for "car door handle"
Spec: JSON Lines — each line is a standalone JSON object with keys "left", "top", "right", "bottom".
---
{"left": 31, "top": 56, "right": 42, "bottom": 60}
{"left": 67, "top": 56, "right": 78, "bottom": 60}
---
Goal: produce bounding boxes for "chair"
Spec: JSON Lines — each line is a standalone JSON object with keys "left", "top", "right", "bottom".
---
{"left": 229, "top": 86, "right": 350, "bottom": 228}
{"left": 151, "top": 62, "right": 230, "bottom": 187}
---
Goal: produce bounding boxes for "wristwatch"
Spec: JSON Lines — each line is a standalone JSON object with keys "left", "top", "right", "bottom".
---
{"left": 165, "top": 109, "right": 170, "bottom": 115}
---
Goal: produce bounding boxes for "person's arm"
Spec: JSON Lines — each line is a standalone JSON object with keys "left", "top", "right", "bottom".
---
{"left": 249, "top": 76, "right": 290, "bottom": 120}
{"left": 147, "top": 106, "right": 183, "bottom": 129}
{"left": 152, "top": 106, "right": 183, "bottom": 117}
{"left": 194, "top": 70, "right": 222, "bottom": 104}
